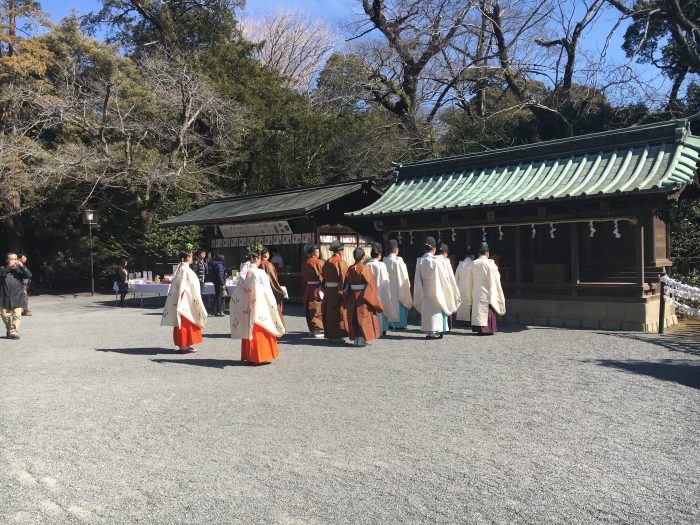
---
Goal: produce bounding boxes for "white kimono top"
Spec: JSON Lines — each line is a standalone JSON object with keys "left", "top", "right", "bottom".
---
{"left": 455, "top": 257, "right": 474, "bottom": 321}
{"left": 465, "top": 256, "right": 506, "bottom": 326}
{"left": 383, "top": 253, "right": 413, "bottom": 320}
{"left": 438, "top": 255, "right": 461, "bottom": 315}
{"left": 160, "top": 262, "right": 208, "bottom": 328}
{"left": 366, "top": 259, "right": 398, "bottom": 322}
{"left": 413, "top": 253, "right": 457, "bottom": 331}
{"left": 230, "top": 267, "right": 285, "bottom": 340}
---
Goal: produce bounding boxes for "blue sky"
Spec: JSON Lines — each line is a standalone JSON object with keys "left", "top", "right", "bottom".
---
{"left": 37, "top": 0, "right": 674, "bottom": 104}
{"left": 40, "top": 0, "right": 351, "bottom": 25}
{"left": 39, "top": 0, "right": 631, "bottom": 61}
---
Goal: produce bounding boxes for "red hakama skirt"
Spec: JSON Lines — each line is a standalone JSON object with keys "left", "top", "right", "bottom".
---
{"left": 173, "top": 315, "right": 203, "bottom": 347}
{"left": 241, "top": 325, "right": 279, "bottom": 365}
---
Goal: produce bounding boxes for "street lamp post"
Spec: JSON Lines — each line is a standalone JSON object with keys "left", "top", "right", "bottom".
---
{"left": 82, "top": 210, "right": 98, "bottom": 296}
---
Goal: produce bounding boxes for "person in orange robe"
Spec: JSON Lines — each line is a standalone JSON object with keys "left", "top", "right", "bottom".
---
{"left": 230, "top": 251, "right": 286, "bottom": 365}
{"left": 345, "top": 247, "right": 383, "bottom": 347}
{"left": 322, "top": 240, "right": 349, "bottom": 342}
{"left": 259, "top": 247, "right": 286, "bottom": 323}
{"left": 301, "top": 243, "right": 325, "bottom": 338}
{"left": 161, "top": 249, "right": 208, "bottom": 354}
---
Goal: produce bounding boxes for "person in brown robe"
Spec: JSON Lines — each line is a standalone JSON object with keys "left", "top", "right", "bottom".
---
{"left": 322, "top": 240, "right": 349, "bottom": 342}
{"left": 345, "top": 247, "right": 383, "bottom": 347}
{"left": 301, "top": 243, "right": 325, "bottom": 338}
{"left": 260, "top": 247, "right": 285, "bottom": 323}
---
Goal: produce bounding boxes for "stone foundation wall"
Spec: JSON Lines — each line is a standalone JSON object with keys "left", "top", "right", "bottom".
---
{"left": 504, "top": 295, "right": 677, "bottom": 332}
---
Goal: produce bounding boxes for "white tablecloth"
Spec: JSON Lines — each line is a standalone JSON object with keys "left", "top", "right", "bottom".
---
{"left": 113, "top": 282, "right": 236, "bottom": 295}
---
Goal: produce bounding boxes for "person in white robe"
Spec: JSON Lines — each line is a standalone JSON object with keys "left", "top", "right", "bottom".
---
{"left": 383, "top": 239, "right": 413, "bottom": 329}
{"left": 437, "top": 243, "right": 461, "bottom": 333}
{"left": 230, "top": 251, "right": 286, "bottom": 364}
{"left": 455, "top": 247, "right": 475, "bottom": 324}
{"left": 161, "top": 249, "right": 208, "bottom": 353}
{"left": 465, "top": 242, "right": 506, "bottom": 335}
{"left": 366, "top": 242, "right": 398, "bottom": 336}
{"left": 413, "top": 236, "right": 456, "bottom": 340}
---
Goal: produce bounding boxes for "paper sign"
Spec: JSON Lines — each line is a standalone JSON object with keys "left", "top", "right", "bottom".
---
{"left": 219, "top": 220, "right": 292, "bottom": 238}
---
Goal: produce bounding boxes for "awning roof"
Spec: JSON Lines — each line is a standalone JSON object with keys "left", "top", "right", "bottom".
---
{"left": 162, "top": 179, "right": 379, "bottom": 226}
{"left": 348, "top": 117, "right": 700, "bottom": 218}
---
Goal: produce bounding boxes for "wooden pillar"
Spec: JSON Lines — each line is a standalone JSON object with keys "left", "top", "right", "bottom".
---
{"left": 515, "top": 225, "right": 522, "bottom": 295}
{"left": 635, "top": 219, "right": 645, "bottom": 293}
{"left": 570, "top": 222, "right": 580, "bottom": 296}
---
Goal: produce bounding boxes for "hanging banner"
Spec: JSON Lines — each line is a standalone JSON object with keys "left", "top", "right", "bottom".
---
{"left": 219, "top": 220, "right": 292, "bottom": 238}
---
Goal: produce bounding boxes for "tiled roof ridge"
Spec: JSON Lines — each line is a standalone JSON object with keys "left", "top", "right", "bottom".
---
{"left": 399, "top": 116, "right": 694, "bottom": 179}
{"left": 211, "top": 177, "right": 374, "bottom": 204}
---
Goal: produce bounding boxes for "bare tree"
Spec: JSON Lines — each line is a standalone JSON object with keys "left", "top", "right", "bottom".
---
{"left": 41, "top": 38, "right": 244, "bottom": 232}
{"left": 348, "top": 0, "right": 475, "bottom": 156}
{"left": 241, "top": 8, "right": 338, "bottom": 93}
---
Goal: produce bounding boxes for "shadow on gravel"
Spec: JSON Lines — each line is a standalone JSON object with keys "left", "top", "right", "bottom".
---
{"left": 593, "top": 359, "right": 700, "bottom": 389}
{"left": 278, "top": 332, "right": 352, "bottom": 347}
{"left": 96, "top": 347, "right": 176, "bottom": 355}
{"left": 151, "top": 358, "right": 253, "bottom": 368}
{"left": 596, "top": 332, "right": 700, "bottom": 357}
{"left": 203, "top": 333, "right": 233, "bottom": 339}
{"left": 91, "top": 300, "right": 166, "bottom": 309}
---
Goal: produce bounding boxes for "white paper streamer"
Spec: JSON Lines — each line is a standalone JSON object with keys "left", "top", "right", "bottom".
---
{"left": 498, "top": 226, "right": 503, "bottom": 241}
{"left": 613, "top": 220, "right": 621, "bottom": 239}
{"left": 409, "top": 231, "right": 414, "bottom": 245}
{"left": 549, "top": 223, "right": 556, "bottom": 239}
{"left": 665, "top": 296, "right": 700, "bottom": 320}
{"left": 451, "top": 228, "right": 456, "bottom": 242}
{"left": 397, "top": 232, "right": 403, "bottom": 245}
{"left": 437, "top": 230, "right": 442, "bottom": 243}
{"left": 531, "top": 224, "right": 536, "bottom": 239}
{"left": 589, "top": 221, "right": 596, "bottom": 238}
{"left": 661, "top": 275, "right": 700, "bottom": 319}
{"left": 661, "top": 275, "right": 700, "bottom": 302}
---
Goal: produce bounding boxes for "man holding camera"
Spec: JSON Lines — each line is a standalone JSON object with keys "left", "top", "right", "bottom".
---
{"left": 1, "top": 253, "right": 32, "bottom": 339}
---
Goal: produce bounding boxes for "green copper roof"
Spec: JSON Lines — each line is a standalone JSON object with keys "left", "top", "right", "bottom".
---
{"left": 348, "top": 117, "right": 700, "bottom": 218}
{"left": 162, "top": 179, "right": 379, "bottom": 226}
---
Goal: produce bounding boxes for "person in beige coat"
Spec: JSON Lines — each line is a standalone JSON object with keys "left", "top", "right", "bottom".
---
{"left": 465, "top": 242, "right": 506, "bottom": 335}
{"left": 455, "top": 247, "right": 475, "bottom": 324}
{"left": 383, "top": 240, "right": 413, "bottom": 329}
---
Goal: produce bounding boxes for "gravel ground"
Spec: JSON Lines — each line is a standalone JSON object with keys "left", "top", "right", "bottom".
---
{"left": 1, "top": 294, "right": 699, "bottom": 524}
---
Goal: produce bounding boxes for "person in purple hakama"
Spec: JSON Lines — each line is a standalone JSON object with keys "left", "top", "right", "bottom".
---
{"left": 465, "top": 242, "right": 506, "bottom": 335}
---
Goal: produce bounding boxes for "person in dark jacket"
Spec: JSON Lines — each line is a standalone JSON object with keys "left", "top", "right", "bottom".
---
{"left": 1, "top": 253, "right": 32, "bottom": 339}
{"left": 192, "top": 249, "right": 208, "bottom": 288}
{"left": 210, "top": 254, "right": 226, "bottom": 316}
{"left": 19, "top": 254, "right": 32, "bottom": 316}
{"left": 116, "top": 258, "right": 129, "bottom": 307}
